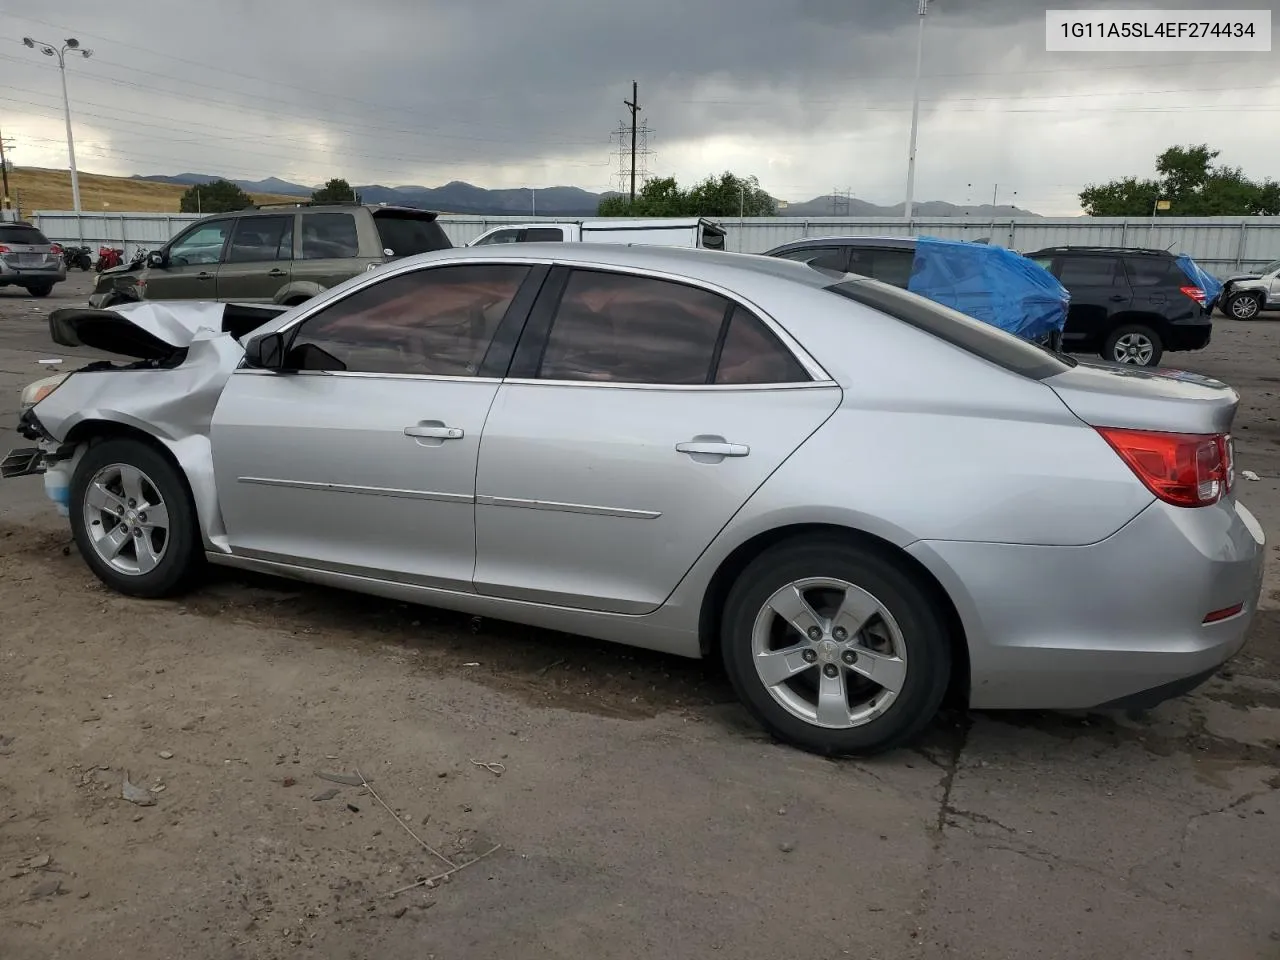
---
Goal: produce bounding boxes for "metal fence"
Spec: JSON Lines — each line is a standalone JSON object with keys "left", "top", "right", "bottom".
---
{"left": 31, "top": 210, "right": 1280, "bottom": 275}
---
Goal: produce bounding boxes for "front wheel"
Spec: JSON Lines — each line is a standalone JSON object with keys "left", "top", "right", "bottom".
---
{"left": 1103, "top": 324, "right": 1163, "bottom": 367}
{"left": 69, "top": 438, "right": 203, "bottom": 598}
{"left": 720, "top": 537, "right": 953, "bottom": 757}
{"left": 1227, "top": 291, "right": 1262, "bottom": 321}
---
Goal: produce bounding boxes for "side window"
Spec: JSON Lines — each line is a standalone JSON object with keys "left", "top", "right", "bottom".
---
{"left": 1124, "top": 257, "right": 1176, "bottom": 287}
{"left": 474, "top": 229, "right": 521, "bottom": 246}
{"left": 168, "top": 220, "right": 233, "bottom": 266}
{"left": 300, "top": 213, "right": 360, "bottom": 260}
{"left": 865, "top": 249, "right": 915, "bottom": 288}
{"left": 714, "top": 309, "right": 810, "bottom": 385}
{"left": 284, "top": 264, "right": 530, "bottom": 376}
{"left": 538, "top": 270, "right": 729, "bottom": 384}
{"left": 227, "top": 216, "right": 294, "bottom": 263}
{"left": 522, "top": 228, "right": 564, "bottom": 242}
{"left": 1058, "top": 256, "right": 1121, "bottom": 287}
{"left": 536, "top": 269, "right": 809, "bottom": 386}
{"left": 775, "top": 246, "right": 849, "bottom": 273}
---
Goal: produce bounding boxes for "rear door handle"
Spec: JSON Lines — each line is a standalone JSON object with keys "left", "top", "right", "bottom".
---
{"left": 196, "top": 271, "right": 214, "bottom": 280}
{"left": 676, "top": 440, "right": 749, "bottom": 457}
{"left": 267, "top": 268, "right": 286, "bottom": 278}
{"left": 1108, "top": 294, "right": 1126, "bottom": 302}
{"left": 405, "top": 424, "right": 464, "bottom": 440}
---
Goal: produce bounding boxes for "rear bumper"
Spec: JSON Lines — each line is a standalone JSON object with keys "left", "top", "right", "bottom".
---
{"left": 908, "top": 496, "right": 1265, "bottom": 710}
{"left": 0, "top": 264, "right": 67, "bottom": 282}
{"left": 1165, "top": 317, "right": 1213, "bottom": 351}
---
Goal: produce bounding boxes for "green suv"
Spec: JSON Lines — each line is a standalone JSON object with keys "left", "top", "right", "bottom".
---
{"left": 89, "top": 201, "right": 452, "bottom": 308}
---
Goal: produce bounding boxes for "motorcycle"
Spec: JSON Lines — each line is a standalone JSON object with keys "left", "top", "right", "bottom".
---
{"left": 62, "top": 245, "right": 93, "bottom": 271}
{"left": 95, "top": 246, "right": 124, "bottom": 272}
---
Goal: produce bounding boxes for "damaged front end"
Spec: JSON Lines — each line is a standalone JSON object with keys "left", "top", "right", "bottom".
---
{"left": 4, "top": 299, "right": 288, "bottom": 531}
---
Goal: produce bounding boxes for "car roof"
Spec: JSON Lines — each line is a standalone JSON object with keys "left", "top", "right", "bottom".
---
{"left": 1023, "top": 245, "right": 1175, "bottom": 259}
{"left": 765, "top": 235, "right": 917, "bottom": 253}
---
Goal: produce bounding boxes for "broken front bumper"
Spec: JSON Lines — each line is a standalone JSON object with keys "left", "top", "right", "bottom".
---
{"left": 0, "top": 447, "right": 44, "bottom": 479}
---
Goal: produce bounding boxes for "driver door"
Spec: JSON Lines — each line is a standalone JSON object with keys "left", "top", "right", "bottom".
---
{"left": 210, "top": 260, "right": 546, "bottom": 589}
{"left": 147, "top": 218, "right": 234, "bottom": 299}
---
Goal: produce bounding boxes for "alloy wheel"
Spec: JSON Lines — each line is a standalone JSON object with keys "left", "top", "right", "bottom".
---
{"left": 1112, "top": 332, "right": 1155, "bottom": 365}
{"left": 750, "top": 577, "right": 908, "bottom": 729}
{"left": 82, "top": 463, "right": 170, "bottom": 576}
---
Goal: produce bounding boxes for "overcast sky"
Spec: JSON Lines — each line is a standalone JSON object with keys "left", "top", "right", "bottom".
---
{"left": 2, "top": 1, "right": 1277, "bottom": 214}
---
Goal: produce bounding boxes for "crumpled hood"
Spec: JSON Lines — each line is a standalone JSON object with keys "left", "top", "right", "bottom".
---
{"left": 49, "top": 300, "right": 288, "bottom": 361}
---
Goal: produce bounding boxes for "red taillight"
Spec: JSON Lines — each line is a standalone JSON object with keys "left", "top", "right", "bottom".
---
{"left": 1179, "top": 285, "right": 1206, "bottom": 305}
{"left": 1097, "top": 427, "right": 1232, "bottom": 508}
{"left": 49, "top": 243, "right": 63, "bottom": 255}
{"left": 0, "top": 244, "right": 9, "bottom": 254}
{"left": 1202, "top": 603, "right": 1244, "bottom": 624}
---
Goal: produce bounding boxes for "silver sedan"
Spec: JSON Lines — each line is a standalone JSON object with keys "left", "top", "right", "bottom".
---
{"left": 3, "top": 244, "right": 1266, "bottom": 755}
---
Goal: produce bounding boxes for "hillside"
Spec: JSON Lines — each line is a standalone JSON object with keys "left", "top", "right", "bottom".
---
{"left": 4, "top": 167, "right": 300, "bottom": 214}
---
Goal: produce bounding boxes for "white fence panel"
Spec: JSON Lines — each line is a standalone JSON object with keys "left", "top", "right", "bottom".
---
{"left": 32, "top": 210, "right": 1280, "bottom": 275}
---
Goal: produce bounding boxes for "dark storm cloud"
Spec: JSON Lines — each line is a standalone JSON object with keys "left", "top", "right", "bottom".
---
{"left": 4, "top": 0, "right": 1277, "bottom": 206}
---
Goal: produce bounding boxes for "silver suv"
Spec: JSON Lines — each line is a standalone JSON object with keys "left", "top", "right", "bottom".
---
{"left": 0, "top": 221, "right": 68, "bottom": 297}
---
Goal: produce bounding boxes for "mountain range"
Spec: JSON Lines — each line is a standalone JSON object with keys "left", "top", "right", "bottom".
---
{"left": 132, "top": 173, "right": 1042, "bottom": 219}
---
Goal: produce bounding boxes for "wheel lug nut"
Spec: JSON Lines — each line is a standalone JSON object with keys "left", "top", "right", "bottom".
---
{"left": 806, "top": 626, "right": 821, "bottom": 641}
{"left": 822, "top": 664, "right": 839, "bottom": 678}
{"left": 842, "top": 650, "right": 857, "bottom": 665}
{"left": 802, "top": 649, "right": 817, "bottom": 663}
{"left": 833, "top": 627, "right": 848, "bottom": 641}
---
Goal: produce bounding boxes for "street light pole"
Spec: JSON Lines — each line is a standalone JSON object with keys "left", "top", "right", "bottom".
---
{"left": 23, "top": 36, "right": 94, "bottom": 213}
{"left": 902, "top": 0, "right": 928, "bottom": 221}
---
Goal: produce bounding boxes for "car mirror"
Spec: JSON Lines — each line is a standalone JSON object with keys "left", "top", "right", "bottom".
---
{"left": 147, "top": 251, "right": 166, "bottom": 268}
{"left": 243, "top": 332, "right": 286, "bottom": 370}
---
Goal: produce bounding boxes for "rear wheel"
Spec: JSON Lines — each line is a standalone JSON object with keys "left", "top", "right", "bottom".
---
{"left": 1103, "top": 324, "right": 1163, "bottom": 367}
{"left": 720, "top": 537, "right": 952, "bottom": 756}
{"left": 25, "top": 281, "right": 54, "bottom": 297}
{"left": 1227, "top": 291, "right": 1262, "bottom": 320}
{"left": 69, "top": 438, "right": 203, "bottom": 598}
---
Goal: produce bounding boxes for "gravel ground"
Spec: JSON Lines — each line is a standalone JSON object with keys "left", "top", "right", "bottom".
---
{"left": 1, "top": 273, "right": 1278, "bottom": 960}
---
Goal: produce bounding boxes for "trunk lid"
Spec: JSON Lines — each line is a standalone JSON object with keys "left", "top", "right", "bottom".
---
{"left": 1046, "top": 361, "right": 1238, "bottom": 435}
{"left": 49, "top": 301, "right": 288, "bottom": 361}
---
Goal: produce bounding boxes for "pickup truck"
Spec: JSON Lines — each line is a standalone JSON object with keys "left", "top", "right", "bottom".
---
{"left": 467, "top": 217, "right": 726, "bottom": 250}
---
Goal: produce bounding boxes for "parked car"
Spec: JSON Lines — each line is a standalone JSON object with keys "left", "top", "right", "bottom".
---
{"left": 1218, "top": 258, "right": 1280, "bottom": 320}
{"left": 1023, "top": 246, "right": 1216, "bottom": 367}
{"left": 468, "top": 217, "right": 726, "bottom": 250}
{"left": 4, "top": 244, "right": 1263, "bottom": 757}
{"left": 0, "top": 220, "right": 68, "bottom": 297}
{"left": 88, "top": 201, "right": 452, "bottom": 309}
{"left": 762, "top": 235, "right": 1069, "bottom": 347}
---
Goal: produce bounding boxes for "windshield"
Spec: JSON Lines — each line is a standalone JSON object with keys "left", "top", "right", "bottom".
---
{"left": 1257, "top": 259, "right": 1280, "bottom": 276}
{"left": 0, "top": 224, "right": 50, "bottom": 245}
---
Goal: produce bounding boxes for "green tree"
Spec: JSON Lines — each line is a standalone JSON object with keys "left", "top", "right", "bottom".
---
{"left": 312, "top": 177, "right": 361, "bottom": 203}
{"left": 1079, "top": 144, "right": 1280, "bottom": 216}
{"left": 596, "top": 172, "right": 776, "bottom": 217}
{"left": 179, "top": 179, "right": 253, "bottom": 214}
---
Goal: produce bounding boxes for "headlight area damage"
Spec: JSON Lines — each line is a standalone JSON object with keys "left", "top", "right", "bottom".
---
{"left": 2, "top": 300, "right": 286, "bottom": 540}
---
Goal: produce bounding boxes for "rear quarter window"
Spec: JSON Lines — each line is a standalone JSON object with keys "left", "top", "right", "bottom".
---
{"left": 0, "top": 225, "right": 50, "bottom": 245}
{"left": 825, "top": 277, "right": 1075, "bottom": 380}
{"left": 372, "top": 214, "right": 452, "bottom": 257}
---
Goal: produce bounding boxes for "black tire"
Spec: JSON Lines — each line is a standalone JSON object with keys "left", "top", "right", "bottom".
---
{"left": 1102, "top": 324, "right": 1163, "bottom": 367}
{"left": 25, "top": 282, "right": 54, "bottom": 298}
{"left": 69, "top": 438, "right": 203, "bottom": 598}
{"left": 1226, "top": 291, "right": 1262, "bottom": 321}
{"left": 720, "top": 536, "right": 952, "bottom": 757}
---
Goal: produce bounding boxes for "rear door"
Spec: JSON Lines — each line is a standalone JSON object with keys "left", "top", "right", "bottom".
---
{"left": 1054, "top": 254, "right": 1129, "bottom": 348}
{"left": 1122, "top": 256, "right": 1179, "bottom": 317}
{"left": 147, "top": 218, "right": 234, "bottom": 299}
{"left": 216, "top": 215, "right": 294, "bottom": 301}
{"left": 472, "top": 266, "right": 841, "bottom": 614}
{"left": 291, "top": 211, "right": 365, "bottom": 290}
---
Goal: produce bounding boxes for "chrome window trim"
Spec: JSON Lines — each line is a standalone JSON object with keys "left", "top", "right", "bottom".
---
{"left": 499, "top": 378, "right": 838, "bottom": 393}
{"left": 252, "top": 253, "right": 833, "bottom": 386}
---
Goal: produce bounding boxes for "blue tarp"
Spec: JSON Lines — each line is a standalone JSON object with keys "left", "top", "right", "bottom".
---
{"left": 1175, "top": 254, "right": 1222, "bottom": 307}
{"left": 906, "top": 236, "right": 1069, "bottom": 342}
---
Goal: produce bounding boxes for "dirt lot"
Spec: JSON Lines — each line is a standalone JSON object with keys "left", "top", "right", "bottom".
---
{"left": 1, "top": 274, "right": 1279, "bottom": 960}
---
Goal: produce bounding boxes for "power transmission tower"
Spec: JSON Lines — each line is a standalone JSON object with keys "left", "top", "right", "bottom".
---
{"left": 624, "top": 82, "right": 640, "bottom": 206}
{"left": 611, "top": 120, "right": 653, "bottom": 196}
{"left": 831, "top": 188, "right": 852, "bottom": 216}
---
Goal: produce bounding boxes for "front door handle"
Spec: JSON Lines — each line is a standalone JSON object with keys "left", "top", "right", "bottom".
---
{"left": 676, "top": 439, "right": 749, "bottom": 458}
{"left": 196, "top": 271, "right": 214, "bottom": 280}
{"left": 405, "top": 423, "right": 464, "bottom": 440}
{"left": 267, "top": 268, "right": 286, "bottom": 278}
{"left": 1108, "top": 294, "right": 1126, "bottom": 302}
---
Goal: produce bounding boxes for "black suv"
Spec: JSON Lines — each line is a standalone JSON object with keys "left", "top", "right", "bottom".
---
{"left": 1023, "top": 246, "right": 1212, "bottom": 367}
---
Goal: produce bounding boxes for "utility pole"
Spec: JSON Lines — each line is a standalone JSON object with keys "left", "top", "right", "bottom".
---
{"left": 902, "top": 0, "right": 928, "bottom": 220}
{"left": 0, "top": 125, "right": 12, "bottom": 212}
{"left": 624, "top": 81, "right": 640, "bottom": 207}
